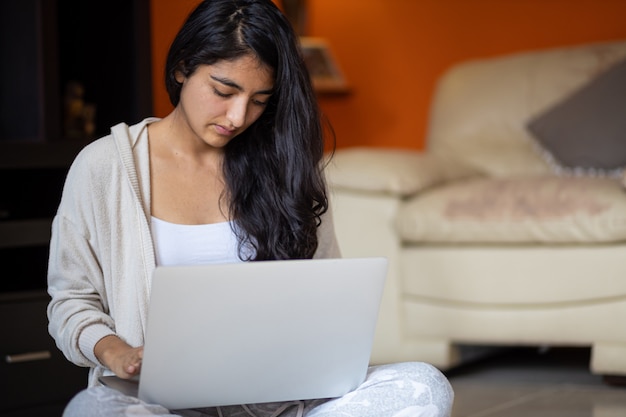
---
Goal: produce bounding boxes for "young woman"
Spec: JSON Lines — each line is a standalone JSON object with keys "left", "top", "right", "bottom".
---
{"left": 47, "top": 1, "right": 454, "bottom": 415}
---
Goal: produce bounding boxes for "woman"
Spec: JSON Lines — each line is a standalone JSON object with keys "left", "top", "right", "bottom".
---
{"left": 47, "top": 0, "right": 454, "bottom": 415}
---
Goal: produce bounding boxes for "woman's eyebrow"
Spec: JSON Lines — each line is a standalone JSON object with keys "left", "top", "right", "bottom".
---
{"left": 210, "top": 75, "right": 274, "bottom": 95}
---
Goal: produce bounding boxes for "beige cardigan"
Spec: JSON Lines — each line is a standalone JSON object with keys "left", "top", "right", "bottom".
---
{"left": 47, "top": 118, "right": 341, "bottom": 387}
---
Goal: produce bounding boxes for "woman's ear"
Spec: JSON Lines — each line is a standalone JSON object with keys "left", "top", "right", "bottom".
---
{"left": 174, "top": 60, "right": 187, "bottom": 83}
{"left": 175, "top": 69, "right": 185, "bottom": 84}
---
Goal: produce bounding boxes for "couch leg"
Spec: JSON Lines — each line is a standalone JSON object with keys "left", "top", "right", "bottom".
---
{"left": 591, "top": 342, "right": 626, "bottom": 380}
{"left": 603, "top": 375, "right": 626, "bottom": 387}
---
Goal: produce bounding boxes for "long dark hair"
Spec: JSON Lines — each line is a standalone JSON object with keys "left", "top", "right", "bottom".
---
{"left": 165, "top": 0, "right": 332, "bottom": 260}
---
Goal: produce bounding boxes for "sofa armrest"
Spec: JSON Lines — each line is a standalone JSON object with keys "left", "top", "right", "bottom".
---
{"left": 325, "top": 147, "right": 477, "bottom": 197}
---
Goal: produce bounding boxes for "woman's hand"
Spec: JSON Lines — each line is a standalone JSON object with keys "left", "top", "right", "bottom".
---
{"left": 94, "top": 335, "right": 144, "bottom": 379}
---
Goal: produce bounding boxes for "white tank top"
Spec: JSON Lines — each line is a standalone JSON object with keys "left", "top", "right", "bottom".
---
{"left": 150, "top": 217, "right": 252, "bottom": 266}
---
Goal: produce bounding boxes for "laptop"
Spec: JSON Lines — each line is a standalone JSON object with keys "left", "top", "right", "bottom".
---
{"left": 99, "top": 257, "right": 387, "bottom": 410}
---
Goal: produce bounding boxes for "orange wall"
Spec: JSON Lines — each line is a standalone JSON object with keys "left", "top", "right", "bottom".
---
{"left": 150, "top": 0, "right": 626, "bottom": 150}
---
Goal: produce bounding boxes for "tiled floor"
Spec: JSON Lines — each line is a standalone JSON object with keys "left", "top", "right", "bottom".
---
{"left": 445, "top": 347, "right": 626, "bottom": 417}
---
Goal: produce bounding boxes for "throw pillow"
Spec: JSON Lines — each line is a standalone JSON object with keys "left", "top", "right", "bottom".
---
{"left": 526, "top": 56, "right": 626, "bottom": 178}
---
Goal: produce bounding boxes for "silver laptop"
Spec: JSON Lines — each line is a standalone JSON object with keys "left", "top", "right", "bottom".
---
{"left": 100, "top": 257, "right": 387, "bottom": 410}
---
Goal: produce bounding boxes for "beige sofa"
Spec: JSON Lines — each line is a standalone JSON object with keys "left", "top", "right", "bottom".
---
{"left": 326, "top": 39, "right": 626, "bottom": 376}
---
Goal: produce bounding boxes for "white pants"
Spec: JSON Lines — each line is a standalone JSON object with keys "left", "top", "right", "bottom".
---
{"left": 64, "top": 362, "right": 454, "bottom": 417}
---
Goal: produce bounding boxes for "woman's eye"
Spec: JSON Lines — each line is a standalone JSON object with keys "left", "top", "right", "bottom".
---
{"left": 213, "top": 88, "right": 231, "bottom": 98}
{"left": 252, "top": 99, "right": 268, "bottom": 106}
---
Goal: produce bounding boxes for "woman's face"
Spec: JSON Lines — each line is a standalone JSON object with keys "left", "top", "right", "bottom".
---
{"left": 175, "top": 54, "right": 274, "bottom": 148}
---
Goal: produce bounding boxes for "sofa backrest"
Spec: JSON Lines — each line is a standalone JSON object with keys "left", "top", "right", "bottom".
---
{"left": 426, "top": 39, "right": 626, "bottom": 177}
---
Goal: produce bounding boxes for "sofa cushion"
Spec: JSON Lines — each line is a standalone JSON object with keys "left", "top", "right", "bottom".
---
{"left": 396, "top": 176, "right": 626, "bottom": 243}
{"left": 325, "top": 148, "right": 459, "bottom": 197}
{"left": 526, "top": 57, "right": 626, "bottom": 178}
{"left": 427, "top": 40, "right": 626, "bottom": 178}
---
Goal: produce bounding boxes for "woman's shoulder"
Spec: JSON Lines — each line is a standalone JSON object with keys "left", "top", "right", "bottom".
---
{"left": 71, "top": 133, "right": 118, "bottom": 173}
{"left": 70, "top": 118, "right": 157, "bottom": 174}
{"left": 53, "top": 135, "right": 119, "bottom": 216}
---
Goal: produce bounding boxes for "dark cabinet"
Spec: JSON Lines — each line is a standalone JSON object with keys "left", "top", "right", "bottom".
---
{"left": 0, "top": 0, "right": 153, "bottom": 144}
{"left": 0, "top": 0, "right": 153, "bottom": 412}
{"left": 0, "top": 292, "right": 89, "bottom": 417}
{"left": 0, "top": 142, "right": 89, "bottom": 416}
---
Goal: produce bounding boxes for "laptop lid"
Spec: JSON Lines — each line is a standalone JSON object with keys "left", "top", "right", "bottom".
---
{"left": 136, "top": 257, "right": 387, "bottom": 410}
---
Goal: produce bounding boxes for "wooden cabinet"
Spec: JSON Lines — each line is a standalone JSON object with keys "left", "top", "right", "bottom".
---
{"left": 0, "top": 143, "right": 89, "bottom": 416}
{"left": 0, "top": 1, "right": 153, "bottom": 413}
{"left": 0, "top": 292, "right": 88, "bottom": 416}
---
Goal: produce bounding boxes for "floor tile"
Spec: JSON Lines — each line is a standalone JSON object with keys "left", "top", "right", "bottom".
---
{"left": 445, "top": 347, "right": 626, "bottom": 417}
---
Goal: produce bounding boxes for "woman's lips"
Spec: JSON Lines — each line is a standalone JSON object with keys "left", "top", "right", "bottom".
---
{"left": 214, "top": 124, "right": 236, "bottom": 136}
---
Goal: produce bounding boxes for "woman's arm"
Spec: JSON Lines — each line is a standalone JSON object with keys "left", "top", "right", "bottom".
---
{"left": 94, "top": 335, "right": 143, "bottom": 379}
{"left": 47, "top": 141, "right": 118, "bottom": 369}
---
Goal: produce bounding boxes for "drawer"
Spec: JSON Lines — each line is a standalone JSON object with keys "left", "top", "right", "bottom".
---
{"left": 0, "top": 292, "right": 88, "bottom": 413}
{"left": 0, "top": 167, "right": 69, "bottom": 221}
{"left": 0, "top": 403, "right": 66, "bottom": 417}
{"left": 0, "top": 246, "right": 50, "bottom": 292}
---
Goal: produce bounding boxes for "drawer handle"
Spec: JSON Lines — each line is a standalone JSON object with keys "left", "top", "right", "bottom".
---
{"left": 5, "top": 350, "right": 52, "bottom": 363}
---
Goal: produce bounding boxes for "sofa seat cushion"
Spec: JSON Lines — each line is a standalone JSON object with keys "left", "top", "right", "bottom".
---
{"left": 396, "top": 176, "right": 626, "bottom": 243}
{"left": 399, "top": 245, "right": 626, "bottom": 304}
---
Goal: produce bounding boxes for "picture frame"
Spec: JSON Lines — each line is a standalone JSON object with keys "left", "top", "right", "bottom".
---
{"left": 299, "top": 37, "right": 349, "bottom": 94}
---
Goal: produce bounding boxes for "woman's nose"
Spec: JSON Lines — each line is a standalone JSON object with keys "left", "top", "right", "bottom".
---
{"left": 226, "top": 99, "right": 247, "bottom": 128}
